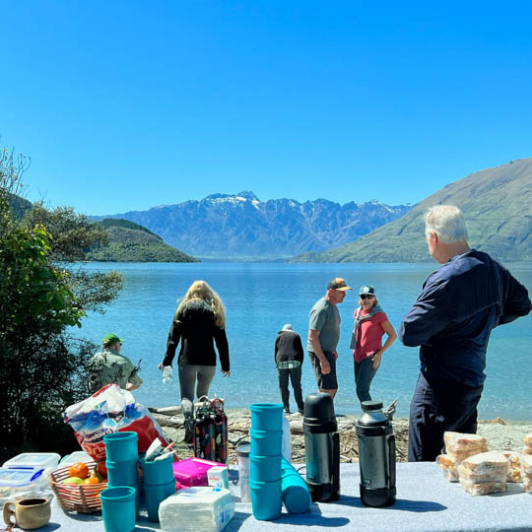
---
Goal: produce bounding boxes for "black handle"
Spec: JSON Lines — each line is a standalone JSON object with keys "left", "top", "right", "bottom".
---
{"left": 386, "top": 433, "right": 396, "bottom": 488}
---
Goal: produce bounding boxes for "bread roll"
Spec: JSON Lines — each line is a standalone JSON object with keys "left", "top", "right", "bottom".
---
{"left": 459, "top": 479, "right": 507, "bottom": 496}
{"left": 459, "top": 451, "right": 509, "bottom": 477}
{"left": 436, "top": 454, "right": 458, "bottom": 482}
{"left": 444, "top": 431, "right": 487, "bottom": 449}
{"left": 456, "top": 464, "right": 507, "bottom": 484}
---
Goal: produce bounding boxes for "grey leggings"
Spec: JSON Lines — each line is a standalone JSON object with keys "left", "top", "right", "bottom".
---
{"left": 178, "top": 364, "right": 216, "bottom": 403}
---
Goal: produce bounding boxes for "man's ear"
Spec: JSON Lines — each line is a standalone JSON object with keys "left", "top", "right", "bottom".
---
{"left": 427, "top": 231, "right": 438, "bottom": 244}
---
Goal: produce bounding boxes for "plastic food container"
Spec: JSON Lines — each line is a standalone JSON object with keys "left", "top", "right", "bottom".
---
{"left": 59, "top": 451, "right": 93, "bottom": 466}
{"left": 3, "top": 453, "right": 60, "bottom": 471}
{"left": 0, "top": 467, "right": 49, "bottom": 511}
{"left": 173, "top": 458, "right": 225, "bottom": 487}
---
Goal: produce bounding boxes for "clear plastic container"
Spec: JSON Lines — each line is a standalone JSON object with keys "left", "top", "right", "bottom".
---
{"left": 3, "top": 453, "right": 60, "bottom": 471}
{"left": 0, "top": 467, "right": 50, "bottom": 511}
{"left": 59, "top": 451, "right": 93, "bottom": 466}
{"left": 236, "top": 443, "right": 250, "bottom": 502}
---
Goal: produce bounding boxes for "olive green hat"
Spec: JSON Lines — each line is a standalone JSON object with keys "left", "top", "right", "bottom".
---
{"left": 102, "top": 333, "right": 123, "bottom": 346}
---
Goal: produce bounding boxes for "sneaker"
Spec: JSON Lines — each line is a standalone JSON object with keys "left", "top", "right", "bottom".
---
{"left": 298, "top": 408, "right": 304, "bottom": 416}
{"left": 283, "top": 406, "right": 291, "bottom": 415}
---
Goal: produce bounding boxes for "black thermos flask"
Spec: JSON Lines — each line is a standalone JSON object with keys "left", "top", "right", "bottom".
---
{"left": 303, "top": 392, "right": 340, "bottom": 502}
{"left": 355, "top": 400, "right": 396, "bottom": 507}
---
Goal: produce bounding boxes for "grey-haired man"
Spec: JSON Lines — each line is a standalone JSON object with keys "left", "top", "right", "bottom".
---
{"left": 399, "top": 205, "right": 531, "bottom": 462}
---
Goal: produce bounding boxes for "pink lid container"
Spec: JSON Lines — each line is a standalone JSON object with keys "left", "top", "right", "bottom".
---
{"left": 172, "top": 458, "right": 225, "bottom": 487}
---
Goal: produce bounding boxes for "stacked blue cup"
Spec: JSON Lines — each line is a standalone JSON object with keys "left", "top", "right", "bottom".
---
{"left": 100, "top": 486, "right": 136, "bottom": 532}
{"left": 104, "top": 432, "right": 140, "bottom": 513}
{"left": 140, "top": 454, "right": 176, "bottom": 522}
{"left": 249, "top": 403, "right": 283, "bottom": 521}
{"left": 281, "top": 458, "right": 311, "bottom": 514}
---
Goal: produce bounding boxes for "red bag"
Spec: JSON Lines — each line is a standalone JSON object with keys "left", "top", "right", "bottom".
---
{"left": 64, "top": 384, "right": 168, "bottom": 461}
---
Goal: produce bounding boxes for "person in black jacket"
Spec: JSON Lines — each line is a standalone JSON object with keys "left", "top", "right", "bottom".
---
{"left": 160, "top": 280, "right": 230, "bottom": 442}
{"left": 275, "top": 324, "right": 305, "bottom": 415}
{"left": 399, "top": 205, "right": 531, "bottom": 462}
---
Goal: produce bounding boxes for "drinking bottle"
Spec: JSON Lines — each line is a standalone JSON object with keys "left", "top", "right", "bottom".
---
{"left": 161, "top": 366, "right": 173, "bottom": 385}
{"left": 355, "top": 400, "right": 396, "bottom": 507}
{"left": 303, "top": 393, "right": 340, "bottom": 502}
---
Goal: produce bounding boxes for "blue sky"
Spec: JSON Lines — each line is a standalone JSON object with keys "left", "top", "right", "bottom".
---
{"left": 1, "top": 1, "right": 531, "bottom": 216}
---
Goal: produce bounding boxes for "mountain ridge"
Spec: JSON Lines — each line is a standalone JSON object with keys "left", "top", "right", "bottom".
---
{"left": 293, "top": 158, "right": 532, "bottom": 263}
{"left": 93, "top": 193, "right": 412, "bottom": 260}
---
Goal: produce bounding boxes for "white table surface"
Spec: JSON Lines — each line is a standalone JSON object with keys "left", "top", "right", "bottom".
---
{"left": 37, "top": 462, "right": 532, "bottom": 532}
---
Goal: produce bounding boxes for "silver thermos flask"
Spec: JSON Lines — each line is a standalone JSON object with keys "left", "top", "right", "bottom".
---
{"left": 355, "top": 400, "right": 396, "bottom": 507}
{"left": 303, "top": 392, "right": 340, "bottom": 502}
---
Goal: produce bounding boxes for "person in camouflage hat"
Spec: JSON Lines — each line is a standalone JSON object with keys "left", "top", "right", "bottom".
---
{"left": 88, "top": 333, "right": 143, "bottom": 394}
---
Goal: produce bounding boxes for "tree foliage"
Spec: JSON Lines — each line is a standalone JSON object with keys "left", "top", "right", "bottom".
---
{"left": 0, "top": 142, "right": 123, "bottom": 461}
{"left": 24, "top": 203, "right": 109, "bottom": 261}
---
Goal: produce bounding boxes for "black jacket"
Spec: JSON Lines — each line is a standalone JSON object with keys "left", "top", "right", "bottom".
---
{"left": 163, "top": 299, "right": 230, "bottom": 371}
{"left": 399, "top": 250, "right": 531, "bottom": 387}
{"left": 275, "top": 330, "right": 304, "bottom": 366}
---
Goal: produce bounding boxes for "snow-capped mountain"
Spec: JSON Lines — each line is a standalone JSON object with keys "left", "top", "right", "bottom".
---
{"left": 94, "top": 191, "right": 411, "bottom": 260}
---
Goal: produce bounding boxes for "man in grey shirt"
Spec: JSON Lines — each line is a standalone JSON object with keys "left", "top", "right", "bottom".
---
{"left": 308, "top": 278, "right": 352, "bottom": 399}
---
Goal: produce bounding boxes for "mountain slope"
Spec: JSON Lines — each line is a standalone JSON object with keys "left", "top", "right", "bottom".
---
{"left": 86, "top": 219, "right": 199, "bottom": 262}
{"left": 294, "top": 158, "right": 532, "bottom": 262}
{"left": 94, "top": 191, "right": 411, "bottom": 260}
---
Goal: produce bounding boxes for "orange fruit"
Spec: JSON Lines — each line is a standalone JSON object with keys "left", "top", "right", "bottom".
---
{"left": 91, "top": 471, "right": 105, "bottom": 482}
{"left": 69, "top": 462, "right": 89, "bottom": 480}
{"left": 96, "top": 461, "right": 107, "bottom": 478}
{"left": 82, "top": 476, "right": 100, "bottom": 485}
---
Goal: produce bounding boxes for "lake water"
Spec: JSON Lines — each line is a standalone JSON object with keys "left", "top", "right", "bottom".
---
{"left": 73, "top": 262, "right": 532, "bottom": 420}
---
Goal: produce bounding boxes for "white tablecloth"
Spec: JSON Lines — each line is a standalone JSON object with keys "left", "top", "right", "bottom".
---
{"left": 40, "top": 462, "right": 532, "bottom": 531}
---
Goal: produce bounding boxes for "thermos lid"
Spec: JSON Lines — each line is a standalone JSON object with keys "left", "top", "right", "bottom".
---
{"left": 303, "top": 393, "right": 338, "bottom": 432}
{"left": 361, "top": 401, "right": 383, "bottom": 412}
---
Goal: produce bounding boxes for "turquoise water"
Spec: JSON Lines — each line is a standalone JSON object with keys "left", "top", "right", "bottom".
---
{"left": 73, "top": 262, "right": 532, "bottom": 420}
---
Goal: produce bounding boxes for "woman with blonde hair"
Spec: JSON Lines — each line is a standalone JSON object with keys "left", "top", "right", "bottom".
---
{"left": 159, "top": 280, "right": 230, "bottom": 442}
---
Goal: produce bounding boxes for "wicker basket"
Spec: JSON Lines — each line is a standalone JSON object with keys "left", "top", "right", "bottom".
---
{"left": 47, "top": 461, "right": 107, "bottom": 514}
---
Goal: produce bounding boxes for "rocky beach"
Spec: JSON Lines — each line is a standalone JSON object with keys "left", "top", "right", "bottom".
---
{"left": 150, "top": 406, "right": 532, "bottom": 465}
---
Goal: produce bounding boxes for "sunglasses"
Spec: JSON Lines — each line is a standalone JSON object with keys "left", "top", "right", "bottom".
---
{"left": 360, "top": 294, "right": 374, "bottom": 300}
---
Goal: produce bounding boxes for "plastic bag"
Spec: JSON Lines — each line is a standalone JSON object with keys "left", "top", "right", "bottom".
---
{"left": 64, "top": 384, "right": 168, "bottom": 461}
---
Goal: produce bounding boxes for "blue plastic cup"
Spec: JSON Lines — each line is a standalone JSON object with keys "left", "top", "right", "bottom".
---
{"left": 140, "top": 455, "right": 174, "bottom": 486}
{"left": 250, "top": 403, "right": 283, "bottom": 432}
{"left": 144, "top": 480, "right": 176, "bottom": 522}
{"left": 106, "top": 459, "right": 139, "bottom": 487}
{"left": 250, "top": 479, "right": 282, "bottom": 521}
{"left": 104, "top": 432, "right": 138, "bottom": 462}
{"left": 250, "top": 429, "right": 283, "bottom": 457}
{"left": 250, "top": 454, "right": 282, "bottom": 482}
{"left": 281, "top": 458, "right": 311, "bottom": 514}
{"left": 100, "top": 486, "right": 136, "bottom": 532}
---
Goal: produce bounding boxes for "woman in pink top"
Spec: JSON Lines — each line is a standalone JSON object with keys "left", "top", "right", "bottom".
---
{"left": 351, "top": 285, "right": 397, "bottom": 406}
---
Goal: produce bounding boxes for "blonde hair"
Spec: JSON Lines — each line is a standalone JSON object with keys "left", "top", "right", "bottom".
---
{"left": 176, "top": 280, "right": 226, "bottom": 328}
{"left": 358, "top": 296, "right": 379, "bottom": 308}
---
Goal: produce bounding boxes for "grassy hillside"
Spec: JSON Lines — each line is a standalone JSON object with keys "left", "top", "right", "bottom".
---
{"left": 86, "top": 218, "right": 199, "bottom": 262}
{"left": 293, "top": 158, "right": 532, "bottom": 263}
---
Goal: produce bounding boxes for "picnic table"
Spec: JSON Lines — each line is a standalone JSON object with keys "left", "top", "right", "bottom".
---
{"left": 38, "top": 462, "right": 532, "bottom": 531}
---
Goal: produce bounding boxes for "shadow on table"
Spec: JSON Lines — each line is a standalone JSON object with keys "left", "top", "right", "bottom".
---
{"left": 226, "top": 508, "right": 350, "bottom": 530}
{"left": 335, "top": 495, "right": 447, "bottom": 513}
{"left": 38, "top": 524, "right": 60, "bottom": 531}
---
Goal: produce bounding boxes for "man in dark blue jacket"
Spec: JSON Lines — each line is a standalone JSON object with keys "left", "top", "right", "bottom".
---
{"left": 399, "top": 205, "right": 531, "bottom": 462}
